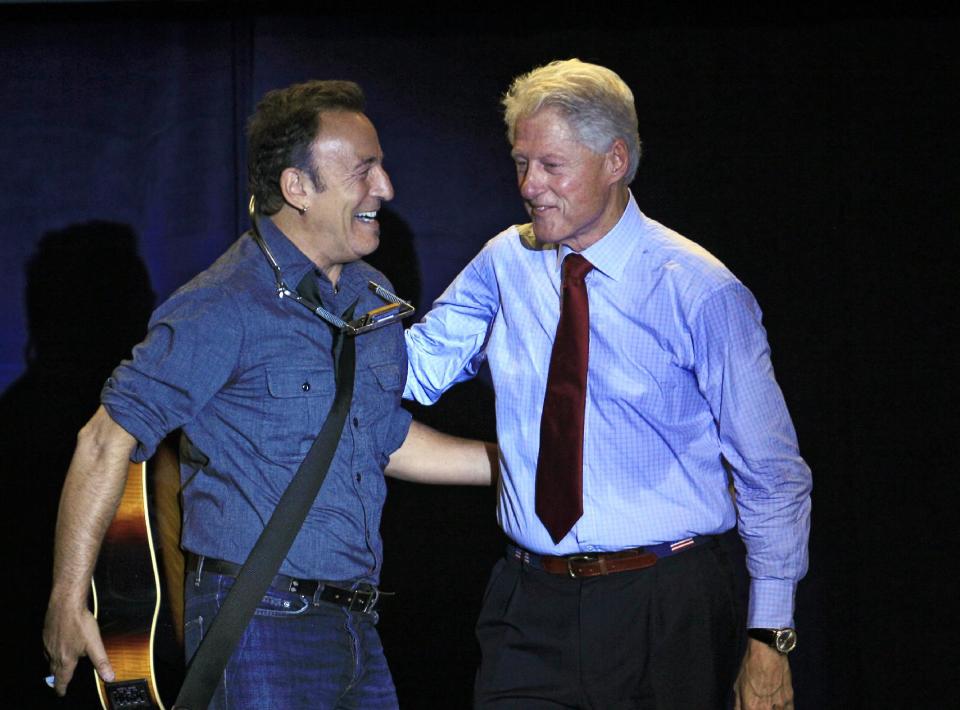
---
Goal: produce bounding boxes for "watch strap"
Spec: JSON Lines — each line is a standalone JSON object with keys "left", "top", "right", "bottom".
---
{"left": 747, "top": 627, "right": 797, "bottom": 654}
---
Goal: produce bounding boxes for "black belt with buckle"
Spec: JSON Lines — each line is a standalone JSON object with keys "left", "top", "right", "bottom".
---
{"left": 188, "top": 554, "right": 381, "bottom": 613}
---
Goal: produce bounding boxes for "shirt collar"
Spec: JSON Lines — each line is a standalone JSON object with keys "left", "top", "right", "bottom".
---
{"left": 255, "top": 213, "right": 316, "bottom": 288}
{"left": 557, "top": 190, "right": 644, "bottom": 282}
{"left": 254, "top": 214, "right": 364, "bottom": 300}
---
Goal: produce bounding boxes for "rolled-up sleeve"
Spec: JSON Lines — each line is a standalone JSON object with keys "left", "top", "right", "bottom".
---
{"left": 102, "top": 282, "right": 243, "bottom": 461}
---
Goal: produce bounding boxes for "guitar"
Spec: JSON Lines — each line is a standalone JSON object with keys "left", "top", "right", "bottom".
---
{"left": 91, "top": 439, "right": 184, "bottom": 710}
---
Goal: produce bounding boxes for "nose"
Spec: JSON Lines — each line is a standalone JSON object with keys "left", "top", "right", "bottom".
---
{"left": 372, "top": 165, "right": 394, "bottom": 202}
{"left": 518, "top": 163, "right": 543, "bottom": 201}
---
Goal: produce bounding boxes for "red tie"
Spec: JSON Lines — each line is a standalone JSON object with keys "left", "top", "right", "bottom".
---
{"left": 536, "top": 253, "right": 594, "bottom": 544}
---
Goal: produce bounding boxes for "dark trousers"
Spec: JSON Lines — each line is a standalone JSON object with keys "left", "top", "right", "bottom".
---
{"left": 474, "top": 541, "right": 742, "bottom": 710}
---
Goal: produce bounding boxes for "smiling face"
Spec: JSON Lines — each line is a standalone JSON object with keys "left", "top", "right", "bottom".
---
{"left": 303, "top": 111, "right": 394, "bottom": 274}
{"left": 511, "top": 107, "right": 628, "bottom": 252}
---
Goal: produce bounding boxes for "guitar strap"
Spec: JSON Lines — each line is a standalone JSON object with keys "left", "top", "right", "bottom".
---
{"left": 173, "top": 304, "right": 356, "bottom": 710}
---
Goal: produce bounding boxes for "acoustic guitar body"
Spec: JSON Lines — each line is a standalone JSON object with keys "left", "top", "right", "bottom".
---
{"left": 91, "top": 440, "right": 184, "bottom": 710}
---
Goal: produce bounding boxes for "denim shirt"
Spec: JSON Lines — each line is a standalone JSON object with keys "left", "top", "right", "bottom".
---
{"left": 102, "top": 216, "right": 411, "bottom": 583}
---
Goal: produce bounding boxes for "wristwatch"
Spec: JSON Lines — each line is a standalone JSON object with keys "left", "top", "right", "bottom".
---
{"left": 747, "top": 627, "right": 797, "bottom": 654}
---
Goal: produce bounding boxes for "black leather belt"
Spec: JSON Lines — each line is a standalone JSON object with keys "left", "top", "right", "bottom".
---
{"left": 188, "top": 554, "right": 381, "bottom": 613}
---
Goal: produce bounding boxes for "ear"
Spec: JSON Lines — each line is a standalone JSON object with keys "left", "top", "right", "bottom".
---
{"left": 604, "top": 138, "right": 630, "bottom": 184}
{"left": 279, "top": 167, "right": 310, "bottom": 208}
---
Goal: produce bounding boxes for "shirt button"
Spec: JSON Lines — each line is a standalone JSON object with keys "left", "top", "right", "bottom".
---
{"left": 352, "top": 417, "right": 359, "bottom": 428}
{"left": 301, "top": 382, "right": 311, "bottom": 392}
{"left": 356, "top": 472, "right": 362, "bottom": 482}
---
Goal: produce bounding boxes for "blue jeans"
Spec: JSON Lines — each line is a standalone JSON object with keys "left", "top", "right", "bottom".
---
{"left": 184, "top": 570, "right": 399, "bottom": 709}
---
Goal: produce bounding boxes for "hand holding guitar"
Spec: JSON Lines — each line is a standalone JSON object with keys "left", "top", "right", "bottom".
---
{"left": 44, "top": 596, "right": 114, "bottom": 695}
{"left": 42, "top": 406, "right": 135, "bottom": 697}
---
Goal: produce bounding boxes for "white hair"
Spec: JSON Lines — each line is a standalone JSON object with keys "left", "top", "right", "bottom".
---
{"left": 502, "top": 58, "right": 641, "bottom": 183}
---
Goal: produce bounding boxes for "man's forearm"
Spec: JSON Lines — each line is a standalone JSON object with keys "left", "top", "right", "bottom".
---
{"left": 44, "top": 405, "right": 136, "bottom": 695}
{"left": 49, "top": 406, "right": 136, "bottom": 600}
{"left": 385, "top": 420, "right": 497, "bottom": 485}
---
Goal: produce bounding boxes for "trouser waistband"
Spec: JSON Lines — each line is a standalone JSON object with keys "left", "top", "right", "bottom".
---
{"left": 507, "top": 535, "right": 716, "bottom": 578}
{"left": 187, "top": 553, "right": 381, "bottom": 614}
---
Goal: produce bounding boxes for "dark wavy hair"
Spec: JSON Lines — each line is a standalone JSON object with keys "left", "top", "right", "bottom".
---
{"left": 247, "top": 80, "right": 365, "bottom": 215}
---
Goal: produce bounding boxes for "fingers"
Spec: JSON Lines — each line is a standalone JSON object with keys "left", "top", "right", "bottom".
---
{"left": 43, "top": 619, "right": 76, "bottom": 697}
{"left": 43, "top": 608, "right": 114, "bottom": 697}
{"left": 85, "top": 619, "right": 115, "bottom": 684}
{"left": 49, "top": 653, "right": 77, "bottom": 697}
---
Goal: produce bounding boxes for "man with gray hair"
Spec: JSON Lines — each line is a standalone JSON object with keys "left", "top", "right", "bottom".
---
{"left": 405, "top": 59, "right": 811, "bottom": 708}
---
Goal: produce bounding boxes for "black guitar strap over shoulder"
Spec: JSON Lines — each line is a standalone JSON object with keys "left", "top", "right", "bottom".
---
{"left": 173, "top": 318, "right": 356, "bottom": 710}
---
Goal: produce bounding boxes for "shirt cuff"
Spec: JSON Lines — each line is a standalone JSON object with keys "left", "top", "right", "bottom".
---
{"left": 101, "top": 388, "right": 161, "bottom": 463}
{"left": 747, "top": 578, "right": 797, "bottom": 628}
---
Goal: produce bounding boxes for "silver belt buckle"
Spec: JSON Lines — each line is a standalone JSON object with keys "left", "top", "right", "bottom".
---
{"left": 351, "top": 586, "right": 380, "bottom": 613}
{"left": 363, "top": 586, "right": 380, "bottom": 613}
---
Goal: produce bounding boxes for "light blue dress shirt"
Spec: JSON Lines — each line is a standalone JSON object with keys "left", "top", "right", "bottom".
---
{"left": 404, "top": 193, "right": 811, "bottom": 627}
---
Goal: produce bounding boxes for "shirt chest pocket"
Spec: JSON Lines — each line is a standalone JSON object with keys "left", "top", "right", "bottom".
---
{"left": 260, "top": 365, "right": 336, "bottom": 465}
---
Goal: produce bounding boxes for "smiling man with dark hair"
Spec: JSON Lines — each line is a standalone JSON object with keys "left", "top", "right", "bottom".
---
{"left": 42, "top": 79, "right": 493, "bottom": 709}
